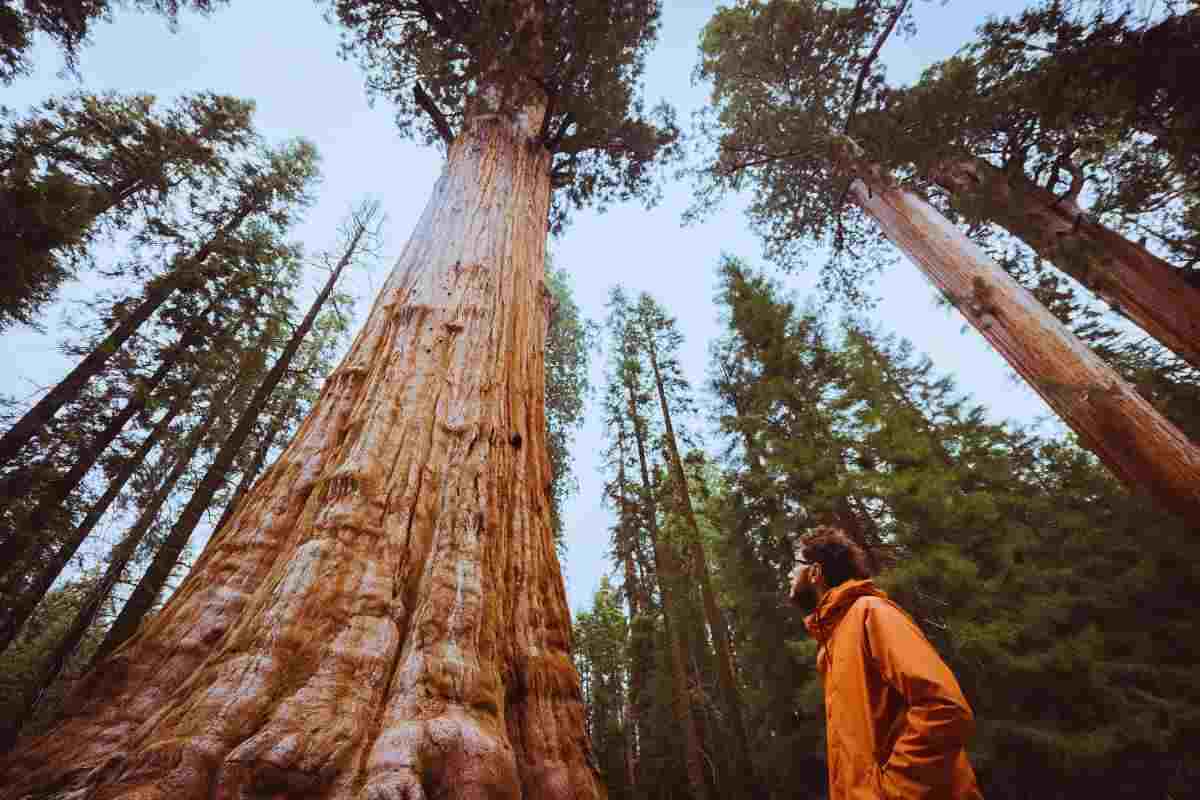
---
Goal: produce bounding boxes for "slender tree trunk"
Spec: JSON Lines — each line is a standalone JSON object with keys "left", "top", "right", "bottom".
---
{"left": 208, "top": 390, "right": 295, "bottom": 538}
{"left": 835, "top": 142, "right": 1200, "bottom": 520}
{"left": 95, "top": 228, "right": 365, "bottom": 665}
{"left": 625, "top": 384, "right": 710, "bottom": 800}
{"left": 0, "top": 299, "right": 227, "bottom": 575}
{"left": 1, "top": 114, "right": 602, "bottom": 800}
{"left": 613, "top": 448, "right": 642, "bottom": 799}
{"left": 0, "top": 378, "right": 196, "bottom": 657}
{"left": 0, "top": 389, "right": 227, "bottom": 752}
{"left": 0, "top": 203, "right": 255, "bottom": 473}
{"left": 643, "top": 340, "right": 760, "bottom": 799}
{"left": 930, "top": 156, "right": 1200, "bottom": 371}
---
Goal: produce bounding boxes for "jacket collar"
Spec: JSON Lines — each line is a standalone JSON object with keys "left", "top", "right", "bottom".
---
{"left": 804, "top": 579, "right": 885, "bottom": 644}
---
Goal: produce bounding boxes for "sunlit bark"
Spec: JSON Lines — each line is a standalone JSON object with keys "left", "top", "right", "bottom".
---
{"left": 836, "top": 142, "right": 1200, "bottom": 520}
{"left": 931, "top": 157, "right": 1200, "bottom": 371}
{"left": 2, "top": 105, "right": 601, "bottom": 800}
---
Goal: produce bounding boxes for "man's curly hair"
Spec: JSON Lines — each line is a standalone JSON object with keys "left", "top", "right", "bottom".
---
{"left": 798, "top": 526, "right": 873, "bottom": 588}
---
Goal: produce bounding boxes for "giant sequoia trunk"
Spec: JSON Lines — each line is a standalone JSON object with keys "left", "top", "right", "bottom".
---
{"left": 836, "top": 143, "right": 1200, "bottom": 520}
{"left": 1, "top": 113, "right": 602, "bottom": 800}
{"left": 930, "top": 157, "right": 1200, "bottom": 371}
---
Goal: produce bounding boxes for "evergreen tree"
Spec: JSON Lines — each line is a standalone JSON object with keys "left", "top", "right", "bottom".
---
{"left": 573, "top": 578, "right": 632, "bottom": 800}
{"left": 603, "top": 287, "right": 709, "bottom": 800}
{"left": 706, "top": 255, "right": 1200, "bottom": 799}
{"left": 0, "top": 91, "right": 256, "bottom": 330}
{"left": 695, "top": 0, "right": 1200, "bottom": 520}
{"left": 544, "top": 264, "right": 596, "bottom": 545}
{"left": 0, "top": 136, "right": 319, "bottom": 477}
{"left": 0, "top": 1, "right": 227, "bottom": 83}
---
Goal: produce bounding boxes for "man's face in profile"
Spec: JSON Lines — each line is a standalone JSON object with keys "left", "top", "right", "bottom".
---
{"left": 788, "top": 557, "right": 821, "bottom": 612}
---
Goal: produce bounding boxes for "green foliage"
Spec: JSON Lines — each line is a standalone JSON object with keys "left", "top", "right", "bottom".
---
{"left": 544, "top": 264, "right": 596, "bottom": 546}
{"left": 694, "top": 0, "right": 910, "bottom": 298}
{"left": 705, "top": 255, "right": 1200, "bottom": 799}
{"left": 330, "top": 0, "right": 680, "bottom": 230}
{"left": 0, "top": 574, "right": 108, "bottom": 732}
{"left": 0, "top": 91, "right": 257, "bottom": 330}
{"left": 573, "top": 578, "right": 632, "bottom": 800}
{"left": 0, "top": 1, "right": 227, "bottom": 84}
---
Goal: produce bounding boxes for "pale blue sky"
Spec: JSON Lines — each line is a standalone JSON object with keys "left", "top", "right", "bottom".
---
{"left": 2, "top": 0, "right": 1054, "bottom": 615}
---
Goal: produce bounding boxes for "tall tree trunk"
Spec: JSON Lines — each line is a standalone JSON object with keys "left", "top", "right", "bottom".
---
{"left": 930, "top": 156, "right": 1200, "bottom": 371}
{"left": 0, "top": 297, "right": 227, "bottom": 576}
{"left": 0, "top": 202, "right": 255, "bottom": 473}
{"left": 835, "top": 142, "right": 1200, "bottom": 520}
{"left": 0, "top": 386, "right": 227, "bottom": 751}
{"left": 625, "top": 384, "right": 710, "bottom": 800}
{"left": 643, "top": 338, "right": 760, "bottom": 800}
{"left": 0, "top": 377, "right": 196, "bottom": 656}
{"left": 95, "top": 221, "right": 367, "bottom": 665}
{"left": 1, "top": 115, "right": 602, "bottom": 800}
{"left": 612, "top": 447, "right": 643, "bottom": 799}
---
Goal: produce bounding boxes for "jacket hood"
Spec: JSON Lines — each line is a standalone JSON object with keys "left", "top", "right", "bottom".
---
{"left": 804, "top": 578, "right": 886, "bottom": 644}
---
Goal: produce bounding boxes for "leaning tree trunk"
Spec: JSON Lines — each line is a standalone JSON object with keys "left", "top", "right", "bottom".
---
{"left": 0, "top": 377, "right": 198, "bottom": 657}
{"left": 612, "top": 447, "right": 644, "bottom": 798}
{"left": 0, "top": 296, "right": 230, "bottom": 578}
{"left": 0, "top": 203, "right": 255, "bottom": 473}
{"left": 0, "top": 389, "right": 228, "bottom": 752}
{"left": 0, "top": 117, "right": 602, "bottom": 800}
{"left": 930, "top": 156, "right": 1200, "bottom": 371}
{"left": 625, "top": 387, "right": 710, "bottom": 800}
{"left": 834, "top": 141, "right": 1200, "bottom": 520}
{"left": 643, "top": 339, "right": 761, "bottom": 800}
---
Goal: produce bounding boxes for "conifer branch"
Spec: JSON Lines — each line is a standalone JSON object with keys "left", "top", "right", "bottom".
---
{"left": 842, "top": 0, "right": 909, "bottom": 135}
{"left": 414, "top": 81, "right": 455, "bottom": 146}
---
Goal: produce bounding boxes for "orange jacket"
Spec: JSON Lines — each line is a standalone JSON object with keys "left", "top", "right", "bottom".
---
{"left": 805, "top": 580, "right": 983, "bottom": 800}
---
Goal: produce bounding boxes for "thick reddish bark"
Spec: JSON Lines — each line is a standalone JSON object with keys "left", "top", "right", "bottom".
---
{"left": 1, "top": 113, "right": 601, "bottom": 800}
{"left": 836, "top": 143, "right": 1200, "bottom": 520}
{"left": 930, "top": 157, "right": 1200, "bottom": 371}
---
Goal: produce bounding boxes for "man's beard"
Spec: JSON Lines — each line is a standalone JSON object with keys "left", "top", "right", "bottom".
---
{"left": 789, "top": 579, "right": 820, "bottom": 613}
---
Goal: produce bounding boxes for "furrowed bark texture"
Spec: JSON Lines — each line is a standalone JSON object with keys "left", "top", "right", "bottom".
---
{"left": 931, "top": 157, "right": 1200, "bottom": 371}
{"left": 1, "top": 116, "right": 603, "bottom": 800}
{"left": 845, "top": 156, "right": 1200, "bottom": 520}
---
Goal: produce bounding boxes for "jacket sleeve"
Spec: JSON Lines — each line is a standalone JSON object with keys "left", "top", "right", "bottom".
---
{"left": 863, "top": 599, "right": 975, "bottom": 795}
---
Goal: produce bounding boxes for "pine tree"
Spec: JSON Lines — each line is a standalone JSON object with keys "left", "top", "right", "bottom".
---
{"left": 707, "top": 257, "right": 1200, "bottom": 799}
{"left": 0, "top": 91, "right": 256, "bottom": 330}
{"left": 603, "top": 288, "right": 709, "bottom": 800}
{"left": 573, "top": 579, "right": 633, "bottom": 800}
{"left": 0, "top": 137, "right": 319, "bottom": 473}
{"left": 696, "top": 1, "right": 1200, "bottom": 519}
{"left": 0, "top": 1, "right": 227, "bottom": 83}
{"left": 630, "top": 292, "right": 760, "bottom": 800}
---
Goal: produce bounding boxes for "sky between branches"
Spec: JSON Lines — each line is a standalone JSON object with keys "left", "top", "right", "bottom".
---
{"left": 1, "top": 0, "right": 1056, "bottom": 614}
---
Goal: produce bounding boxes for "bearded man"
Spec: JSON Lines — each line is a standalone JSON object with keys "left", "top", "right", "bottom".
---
{"left": 789, "top": 526, "right": 984, "bottom": 800}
